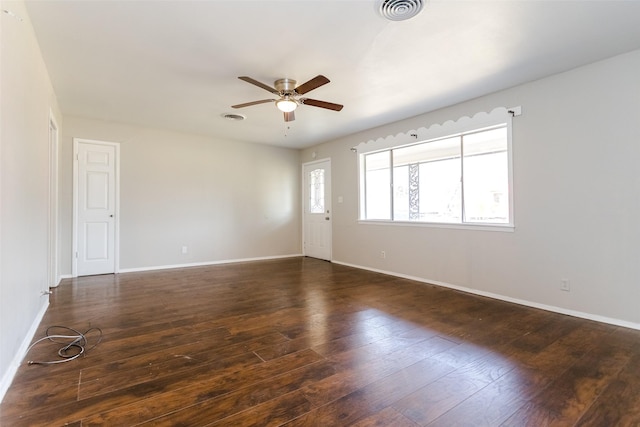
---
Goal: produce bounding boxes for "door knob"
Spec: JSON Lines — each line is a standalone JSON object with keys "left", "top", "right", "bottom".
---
{"left": 325, "top": 217, "right": 330, "bottom": 220}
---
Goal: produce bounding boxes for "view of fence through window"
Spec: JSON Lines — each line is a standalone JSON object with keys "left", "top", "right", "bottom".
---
{"left": 362, "top": 125, "right": 510, "bottom": 225}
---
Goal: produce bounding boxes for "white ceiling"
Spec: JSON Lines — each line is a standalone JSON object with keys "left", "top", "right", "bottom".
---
{"left": 22, "top": 0, "right": 640, "bottom": 149}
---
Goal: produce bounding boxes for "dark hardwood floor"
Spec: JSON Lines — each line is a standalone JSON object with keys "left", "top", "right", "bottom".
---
{"left": 2, "top": 257, "right": 640, "bottom": 426}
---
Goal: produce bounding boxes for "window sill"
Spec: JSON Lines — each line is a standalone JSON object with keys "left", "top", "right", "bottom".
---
{"left": 357, "top": 219, "right": 515, "bottom": 232}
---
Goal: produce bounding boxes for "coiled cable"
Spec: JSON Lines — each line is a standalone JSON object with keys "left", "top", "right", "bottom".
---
{"left": 25, "top": 326, "right": 103, "bottom": 365}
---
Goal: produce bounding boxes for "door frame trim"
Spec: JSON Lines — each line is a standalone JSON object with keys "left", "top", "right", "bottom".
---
{"left": 72, "top": 138, "right": 121, "bottom": 277}
{"left": 48, "top": 112, "right": 59, "bottom": 287}
{"left": 302, "top": 157, "right": 332, "bottom": 261}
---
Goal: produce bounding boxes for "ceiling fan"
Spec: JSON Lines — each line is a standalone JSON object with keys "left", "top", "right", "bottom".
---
{"left": 231, "top": 75, "right": 343, "bottom": 122}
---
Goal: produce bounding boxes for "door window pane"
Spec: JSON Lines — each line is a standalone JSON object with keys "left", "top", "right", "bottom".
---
{"left": 309, "top": 168, "right": 325, "bottom": 213}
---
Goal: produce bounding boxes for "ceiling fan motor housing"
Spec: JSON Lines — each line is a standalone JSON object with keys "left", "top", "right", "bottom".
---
{"left": 275, "top": 78, "right": 297, "bottom": 94}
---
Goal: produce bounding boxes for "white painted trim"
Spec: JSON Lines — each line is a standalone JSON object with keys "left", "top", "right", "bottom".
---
{"left": 118, "top": 254, "right": 304, "bottom": 274}
{"left": 72, "top": 138, "right": 121, "bottom": 277}
{"left": 72, "top": 140, "right": 78, "bottom": 276}
{"left": 48, "top": 112, "right": 60, "bottom": 287}
{"left": 332, "top": 260, "right": 640, "bottom": 331}
{"left": 357, "top": 219, "right": 514, "bottom": 233}
{"left": 355, "top": 107, "right": 516, "bottom": 154}
{"left": 302, "top": 157, "right": 332, "bottom": 167}
{"left": 0, "top": 298, "right": 49, "bottom": 403}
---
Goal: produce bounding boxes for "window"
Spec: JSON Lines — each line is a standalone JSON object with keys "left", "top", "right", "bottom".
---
{"left": 360, "top": 123, "right": 512, "bottom": 227}
{"left": 308, "top": 168, "right": 325, "bottom": 214}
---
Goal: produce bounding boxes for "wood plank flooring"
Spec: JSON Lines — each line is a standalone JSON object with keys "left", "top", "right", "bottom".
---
{"left": 2, "top": 257, "right": 640, "bottom": 426}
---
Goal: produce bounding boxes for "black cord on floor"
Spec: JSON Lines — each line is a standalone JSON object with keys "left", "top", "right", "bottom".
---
{"left": 25, "top": 326, "right": 103, "bottom": 365}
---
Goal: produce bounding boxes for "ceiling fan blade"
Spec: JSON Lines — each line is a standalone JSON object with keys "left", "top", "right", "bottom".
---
{"left": 231, "top": 99, "right": 275, "bottom": 109}
{"left": 284, "top": 111, "right": 295, "bottom": 122}
{"left": 301, "top": 98, "right": 344, "bottom": 111}
{"left": 238, "top": 76, "right": 279, "bottom": 94}
{"left": 295, "top": 75, "right": 330, "bottom": 95}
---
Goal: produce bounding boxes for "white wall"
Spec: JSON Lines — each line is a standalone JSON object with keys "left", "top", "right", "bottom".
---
{"left": 0, "top": 0, "right": 62, "bottom": 399}
{"left": 59, "top": 116, "right": 301, "bottom": 274}
{"left": 303, "top": 49, "right": 640, "bottom": 328}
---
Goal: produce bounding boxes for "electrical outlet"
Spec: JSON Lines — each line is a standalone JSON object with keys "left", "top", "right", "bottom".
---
{"left": 181, "top": 246, "right": 188, "bottom": 254}
{"left": 380, "top": 250, "right": 386, "bottom": 259}
{"left": 560, "top": 279, "right": 570, "bottom": 292}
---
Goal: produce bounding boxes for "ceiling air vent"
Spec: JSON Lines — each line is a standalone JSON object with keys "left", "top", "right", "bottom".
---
{"left": 221, "top": 113, "right": 246, "bottom": 121}
{"left": 378, "top": 0, "right": 424, "bottom": 21}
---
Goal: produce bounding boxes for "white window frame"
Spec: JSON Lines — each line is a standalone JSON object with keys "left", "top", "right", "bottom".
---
{"left": 356, "top": 107, "right": 516, "bottom": 231}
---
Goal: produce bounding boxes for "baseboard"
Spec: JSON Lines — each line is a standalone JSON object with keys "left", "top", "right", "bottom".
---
{"left": 0, "top": 298, "right": 49, "bottom": 403}
{"left": 50, "top": 274, "right": 72, "bottom": 288}
{"left": 332, "top": 260, "right": 640, "bottom": 331}
{"left": 118, "top": 253, "right": 304, "bottom": 274}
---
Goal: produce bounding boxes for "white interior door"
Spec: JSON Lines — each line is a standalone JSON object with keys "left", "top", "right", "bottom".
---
{"left": 303, "top": 159, "right": 332, "bottom": 261}
{"left": 74, "top": 139, "right": 118, "bottom": 276}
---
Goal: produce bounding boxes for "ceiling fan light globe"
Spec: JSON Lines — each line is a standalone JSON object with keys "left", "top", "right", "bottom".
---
{"left": 276, "top": 99, "right": 297, "bottom": 112}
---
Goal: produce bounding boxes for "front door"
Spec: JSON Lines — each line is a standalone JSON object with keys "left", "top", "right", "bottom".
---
{"left": 303, "top": 159, "right": 332, "bottom": 261}
{"left": 74, "top": 139, "right": 118, "bottom": 276}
